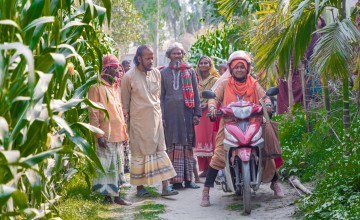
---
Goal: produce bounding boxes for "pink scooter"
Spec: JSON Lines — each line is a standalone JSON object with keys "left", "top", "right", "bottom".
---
{"left": 203, "top": 87, "right": 278, "bottom": 214}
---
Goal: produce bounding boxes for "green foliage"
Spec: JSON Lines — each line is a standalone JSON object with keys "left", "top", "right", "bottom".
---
{"left": 133, "top": 0, "right": 165, "bottom": 45}
{"left": 96, "top": 0, "right": 142, "bottom": 54}
{"left": 299, "top": 151, "right": 360, "bottom": 219}
{"left": 311, "top": 19, "right": 360, "bottom": 80}
{"left": 275, "top": 100, "right": 360, "bottom": 219}
{"left": 0, "top": 0, "right": 117, "bottom": 218}
{"left": 188, "top": 20, "right": 251, "bottom": 66}
{"left": 144, "top": 186, "right": 160, "bottom": 198}
{"left": 214, "top": 0, "right": 262, "bottom": 21}
{"left": 134, "top": 202, "right": 165, "bottom": 220}
{"left": 274, "top": 104, "right": 308, "bottom": 179}
{"left": 298, "top": 116, "right": 360, "bottom": 219}
{"left": 59, "top": 174, "right": 105, "bottom": 219}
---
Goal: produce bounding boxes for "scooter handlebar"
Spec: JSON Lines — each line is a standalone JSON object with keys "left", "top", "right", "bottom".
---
{"left": 206, "top": 110, "right": 223, "bottom": 121}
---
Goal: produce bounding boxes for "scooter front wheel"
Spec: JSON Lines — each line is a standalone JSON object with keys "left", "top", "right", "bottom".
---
{"left": 242, "top": 161, "right": 251, "bottom": 214}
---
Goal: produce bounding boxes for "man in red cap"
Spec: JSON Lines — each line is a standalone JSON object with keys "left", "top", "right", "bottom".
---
{"left": 88, "top": 54, "right": 131, "bottom": 205}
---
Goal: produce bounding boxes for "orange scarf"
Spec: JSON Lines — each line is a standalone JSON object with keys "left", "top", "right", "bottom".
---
{"left": 223, "top": 75, "right": 259, "bottom": 106}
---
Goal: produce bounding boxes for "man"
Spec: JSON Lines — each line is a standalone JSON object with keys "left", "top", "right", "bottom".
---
{"left": 120, "top": 60, "right": 131, "bottom": 173}
{"left": 217, "top": 63, "right": 228, "bottom": 76}
{"left": 160, "top": 42, "right": 202, "bottom": 189}
{"left": 88, "top": 54, "right": 131, "bottom": 205}
{"left": 122, "top": 60, "right": 131, "bottom": 73}
{"left": 121, "top": 45, "right": 178, "bottom": 197}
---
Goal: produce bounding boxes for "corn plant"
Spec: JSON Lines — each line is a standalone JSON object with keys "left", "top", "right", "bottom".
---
{"left": 0, "top": 0, "right": 115, "bottom": 218}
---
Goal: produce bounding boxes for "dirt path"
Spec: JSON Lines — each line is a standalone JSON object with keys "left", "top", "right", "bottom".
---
{"left": 157, "top": 180, "right": 297, "bottom": 220}
{"left": 122, "top": 177, "right": 301, "bottom": 220}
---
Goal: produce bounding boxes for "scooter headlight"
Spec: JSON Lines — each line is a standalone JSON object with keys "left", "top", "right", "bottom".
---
{"left": 251, "top": 126, "right": 263, "bottom": 142}
{"left": 224, "top": 128, "right": 238, "bottom": 143}
{"left": 231, "top": 106, "right": 253, "bottom": 119}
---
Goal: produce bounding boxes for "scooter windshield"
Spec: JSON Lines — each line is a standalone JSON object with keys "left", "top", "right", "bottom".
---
{"left": 231, "top": 105, "right": 253, "bottom": 119}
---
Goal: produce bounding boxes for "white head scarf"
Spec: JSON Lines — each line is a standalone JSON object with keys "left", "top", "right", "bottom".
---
{"left": 211, "top": 50, "right": 252, "bottom": 91}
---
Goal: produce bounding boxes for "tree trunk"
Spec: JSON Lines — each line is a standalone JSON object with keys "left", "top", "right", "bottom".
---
{"left": 343, "top": 78, "right": 350, "bottom": 129}
{"left": 341, "top": 0, "right": 350, "bottom": 130}
{"left": 300, "top": 63, "right": 311, "bottom": 132}
{"left": 321, "top": 75, "right": 331, "bottom": 114}
{"left": 288, "top": 64, "right": 294, "bottom": 112}
{"left": 173, "top": 18, "right": 177, "bottom": 41}
{"left": 153, "top": 0, "right": 160, "bottom": 67}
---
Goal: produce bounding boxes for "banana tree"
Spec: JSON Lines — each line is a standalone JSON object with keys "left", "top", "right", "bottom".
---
{"left": 0, "top": 0, "right": 115, "bottom": 218}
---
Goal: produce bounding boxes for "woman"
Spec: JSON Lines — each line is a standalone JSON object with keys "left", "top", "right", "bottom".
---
{"left": 200, "top": 51, "right": 284, "bottom": 207}
{"left": 194, "top": 56, "right": 220, "bottom": 178}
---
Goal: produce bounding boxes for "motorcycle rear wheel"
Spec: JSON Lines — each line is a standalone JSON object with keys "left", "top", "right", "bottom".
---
{"left": 242, "top": 161, "right": 251, "bottom": 214}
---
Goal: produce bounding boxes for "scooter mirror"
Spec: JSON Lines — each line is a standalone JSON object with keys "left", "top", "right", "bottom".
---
{"left": 202, "top": 90, "right": 216, "bottom": 99}
{"left": 266, "top": 87, "right": 279, "bottom": 97}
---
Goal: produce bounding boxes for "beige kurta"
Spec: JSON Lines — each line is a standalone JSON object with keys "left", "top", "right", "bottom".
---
{"left": 121, "top": 67, "right": 166, "bottom": 156}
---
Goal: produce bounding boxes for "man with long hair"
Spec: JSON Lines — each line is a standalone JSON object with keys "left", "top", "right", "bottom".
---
{"left": 160, "top": 42, "right": 202, "bottom": 189}
{"left": 121, "top": 45, "right": 178, "bottom": 197}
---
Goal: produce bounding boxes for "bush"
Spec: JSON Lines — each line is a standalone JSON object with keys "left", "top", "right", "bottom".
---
{"left": 275, "top": 102, "right": 360, "bottom": 219}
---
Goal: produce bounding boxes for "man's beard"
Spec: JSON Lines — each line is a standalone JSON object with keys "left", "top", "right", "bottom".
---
{"left": 170, "top": 59, "right": 182, "bottom": 69}
{"left": 144, "top": 64, "right": 152, "bottom": 71}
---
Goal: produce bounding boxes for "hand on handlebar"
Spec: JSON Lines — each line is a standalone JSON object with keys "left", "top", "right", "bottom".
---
{"left": 266, "top": 106, "right": 272, "bottom": 114}
{"left": 209, "top": 106, "right": 217, "bottom": 120}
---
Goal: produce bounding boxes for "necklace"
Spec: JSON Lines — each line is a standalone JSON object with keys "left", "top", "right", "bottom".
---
{"left": 172, "top": 70, "right": 180, "bottom": 90}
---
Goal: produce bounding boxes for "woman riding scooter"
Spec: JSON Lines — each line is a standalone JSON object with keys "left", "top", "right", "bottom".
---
{"left": 200, "top": 51, "right": 285, "bottom": 207}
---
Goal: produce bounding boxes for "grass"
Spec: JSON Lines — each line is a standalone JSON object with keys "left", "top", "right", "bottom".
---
{"left": 226, "top": 202, "right": 261, "bottom": 215}
{"left": 143, "top": 186, "right": 160, "bottom": 198}
{"left": 58, "top": 173, "right": 166, "bottom": 220}
{"left": 58, "top": 173, "right": 126, "bottom": 220}
{"left": 59, "top": 197, "right": 110, "bottom": 220}
{"left": 134, "top": 202, "right": 166, "bottom": 220}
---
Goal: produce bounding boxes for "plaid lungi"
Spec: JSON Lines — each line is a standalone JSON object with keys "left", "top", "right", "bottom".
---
{"left": 92, "top": 142, "right": 126, "bottom": 196}
{"left": 167, "top": 144, "right": 193, "bottom": 184}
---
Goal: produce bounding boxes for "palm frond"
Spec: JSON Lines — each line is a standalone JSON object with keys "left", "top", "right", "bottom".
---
{"left": 216, "top": 0, "right": 242, "bottom": 21}
{"left": 252, "top": 0, "right": 337, "bottom": 76}
{"left": 311, "top": 19, "right": 360, "bottom": 79}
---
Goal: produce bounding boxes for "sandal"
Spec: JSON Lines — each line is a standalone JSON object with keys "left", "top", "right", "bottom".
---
{"left": 185, "top": 182, "right": 200, "bottom": 189}
{"left": 136, "top": 188, "right": 152, "bottom": 198}
{"left": 161, "top": 186, "right": 179, "bottom": 197}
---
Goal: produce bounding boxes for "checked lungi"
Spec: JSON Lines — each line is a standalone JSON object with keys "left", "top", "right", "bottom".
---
{"left": 167, "top": 144, "right": 193, "bottom": 184}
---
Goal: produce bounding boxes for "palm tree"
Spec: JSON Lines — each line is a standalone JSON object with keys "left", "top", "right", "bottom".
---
{"left": 216, "top": 0, "right": 360, "bottom": 129}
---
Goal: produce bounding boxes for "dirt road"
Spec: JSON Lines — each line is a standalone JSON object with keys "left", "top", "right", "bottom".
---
{"left": 156, "top": 180, "right": 298, "bottom": 220}
{"left": 120, "top": 175, "right": 302, "bottom": 220}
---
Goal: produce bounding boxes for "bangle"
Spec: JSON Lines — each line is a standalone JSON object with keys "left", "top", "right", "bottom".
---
{"left": 265, "top": 103, "right": 271, "bottom": 107}
{"left": 209, "top": 105, "right": 216, "bottom": 110}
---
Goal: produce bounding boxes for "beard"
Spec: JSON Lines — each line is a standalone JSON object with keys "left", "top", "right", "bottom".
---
{"left": 144, "top": 65, "right": 152, "bottom": 71}
{"left": 170, "top": 59, "right": 182, "bottom": 69}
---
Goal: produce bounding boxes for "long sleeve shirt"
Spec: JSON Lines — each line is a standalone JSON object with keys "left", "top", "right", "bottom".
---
{"left": 88, "top": 79, "right": 128, "bottom": 142}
